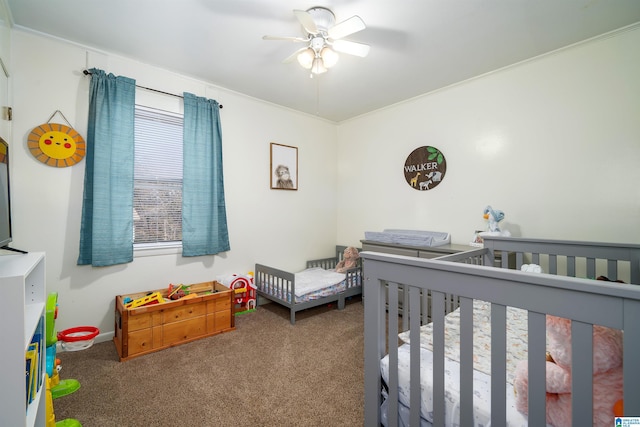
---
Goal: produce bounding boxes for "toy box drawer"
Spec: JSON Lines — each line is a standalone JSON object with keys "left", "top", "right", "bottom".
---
{"left": 162, "top": 316, "right": 207, "bottom": 345}
{"left": 162, "top": 303, "right": 206, "bottom": 325}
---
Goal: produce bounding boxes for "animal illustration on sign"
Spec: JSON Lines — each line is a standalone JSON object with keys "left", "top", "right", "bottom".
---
{"left": 404, "top": 146, "right": 447, "bottom": 191}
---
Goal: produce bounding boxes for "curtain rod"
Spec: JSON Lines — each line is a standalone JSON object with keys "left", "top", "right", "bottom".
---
{"left": 82, "top": 70, "right": 223, "bottom": 109}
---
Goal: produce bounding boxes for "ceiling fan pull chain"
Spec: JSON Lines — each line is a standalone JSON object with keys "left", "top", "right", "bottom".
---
{"left": 316, "top": 75, "right": 320, "bottom": 115}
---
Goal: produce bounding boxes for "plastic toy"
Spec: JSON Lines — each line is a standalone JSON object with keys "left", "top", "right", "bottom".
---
{"left": 57, "top": 326, "right": 99, "bottom": 352}
{"left": 45, "top": 373, "right": 82, "bottom": 427}
{"left": 167, "top": 283, "right": 185, "bottom": 300}
{"left": 45, "top": 293, "right": 81, "bottom": 399}
{"left": 217, "top": 272, "right": 256, "bottom": 314}
{"left": 124, "top": 291, "right": 165, "bottom": 309}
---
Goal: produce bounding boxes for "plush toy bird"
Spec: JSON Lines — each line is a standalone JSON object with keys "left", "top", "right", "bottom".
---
{"left": 483, "top": 205, "right": 505, "bottom": 233}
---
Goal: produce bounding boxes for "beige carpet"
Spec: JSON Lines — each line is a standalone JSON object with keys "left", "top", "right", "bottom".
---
{"left": 53, "top": 297, "right": 364, "bottom": 427}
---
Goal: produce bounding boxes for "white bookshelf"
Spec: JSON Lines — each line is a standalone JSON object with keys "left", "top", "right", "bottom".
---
{"left": 0, "top": 252, "right": 46, "bottom": 426}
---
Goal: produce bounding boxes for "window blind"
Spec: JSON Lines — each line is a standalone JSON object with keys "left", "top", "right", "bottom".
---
{"left": 133, "top": 105, "right": 183, "bottom": 244}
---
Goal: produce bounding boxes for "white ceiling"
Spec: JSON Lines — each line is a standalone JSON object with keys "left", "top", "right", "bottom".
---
{"left": 6, "top": 0, "right": 640, "bottom": 122}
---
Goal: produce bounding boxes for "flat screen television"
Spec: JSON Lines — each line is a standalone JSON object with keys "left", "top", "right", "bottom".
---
{"left": 0, "top": 137, "right": 12, "bottom": 249}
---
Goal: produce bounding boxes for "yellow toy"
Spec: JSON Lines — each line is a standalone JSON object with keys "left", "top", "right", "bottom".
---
{"left": 45, "top": 374, "right": 82, "bottom": 427}
{"left": 124, "top": 291, "right": 165, "bottom": 309}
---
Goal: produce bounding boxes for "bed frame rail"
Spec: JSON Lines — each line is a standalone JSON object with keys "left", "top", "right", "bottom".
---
{"left": 363, "top": 237, "right": 640, "bottom": 427}
{"left": 482, "top": 235, "right": 640, "bottom": 283}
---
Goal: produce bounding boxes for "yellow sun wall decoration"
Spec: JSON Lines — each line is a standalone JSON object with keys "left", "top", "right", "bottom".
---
{"left": 28, "top": 123, "right": 86, "bottom": 167}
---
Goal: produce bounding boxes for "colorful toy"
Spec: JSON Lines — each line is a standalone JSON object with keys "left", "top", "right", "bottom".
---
{"left": 44, "top": 292, "right": 86, "bottom": 426}
{"left": 167, "top": 283, "right": 185, "bottom": 300}
{"left": 217, "top": 272, "right": 256, "bottom": 314}
{"left": 124, "top": 291, "right": 165, "bottom": 309}
{"left": 57, "top": 326, "right": 99, "bottom": 352}
{"left": 45, "top": 374, "right": 82, "bottom": 427}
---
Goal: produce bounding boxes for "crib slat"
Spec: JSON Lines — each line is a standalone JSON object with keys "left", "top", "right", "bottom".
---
{"left": 432, "top": 290, "right": 446, "bottom": 427}
{"left": 402, "top": 284, "right": 410, "bottom": 331}
{"left": 515, "top": 251, "right": 525, "bottom": 269}
{"left": 631, "top": 256, "right": 640, "bottom": 284}
{"left": 388, "top": 282, "right": 399, "bottom": 427}
{"left": 567, "top": 255, "right": 576, "bottom": 277}
{"left": 607, "top": 259, "right": 617, "bottom": 281}
{"left": 409, "top": 286, "right": 422, "bottom": 427}
{"left": 459, "top": 297, "right": 474, "bottom": 426}
{"left": 527, "top": 311, "right": 547, "bottom": 426}
{"left": 624, "top": 299, "right": 640, "bottom": 415}
{"left": 421, "top": 290, "right": 429, "bottom": 325}
{"left": 586, "top": 257, "right": 596, "bottom": 280}
{"left": 571, "top": 320, "right": 593, "bottom": 426}
{"left": 549, "top": 254, "right": 558, "bottom": 275}
{"left": 363, "top": 272, "right": 385, "bottom": 427}
{"left": 532, "top": 252, "right": 540, "bottom": 265}
{"left": 491, "top": 303, "right": 507, "bottom": 426}
{"left": 500, "top": 251, "right": 510, "bottom": 269}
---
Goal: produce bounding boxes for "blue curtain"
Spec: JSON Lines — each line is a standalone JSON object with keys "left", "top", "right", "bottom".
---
{"left": 182, "top": 92, "right": 230, "bottom": 256}
{"left": 77, "top": 69, "right": 136, "bottom": 266}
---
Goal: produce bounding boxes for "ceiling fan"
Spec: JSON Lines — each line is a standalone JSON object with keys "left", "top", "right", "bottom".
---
{"left": 263, "top": 7, "right": 370, "bottom": 76}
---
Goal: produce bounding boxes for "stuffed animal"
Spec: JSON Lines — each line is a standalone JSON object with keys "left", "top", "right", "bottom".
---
{"left": 335, "top": 247, "right": 360, "bottom": 273}
{"left": 513, "top": 314, "right": 624, "bottom": 426}
{"left": 479, "top": 205, "right": 511, "bottom": 237}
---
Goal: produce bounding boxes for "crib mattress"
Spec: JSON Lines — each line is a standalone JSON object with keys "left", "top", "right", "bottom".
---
{"left": 380, "top": 344, "right": 529, "bottom": 426}
{"left": 398, "top": 301, "right": 529, "bottom": 385}
{"left": 381, "top": 301, "right": 532, "bottom": 426}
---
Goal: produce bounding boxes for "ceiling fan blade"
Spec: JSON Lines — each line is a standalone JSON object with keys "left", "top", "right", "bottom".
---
{"left": 282, "top": 47, "right": 307, "bottom": 64}
{"left": 332, "top": 39, "right": 370, "bottom": 57}
{"left": 263, "top": 35, "right": 308, "bottom": 43}
{"left": 328, "top": 15, "right": 366, "bottom": 40}
{"left": 293, "top": 9, "right": 318, "bottom": 35}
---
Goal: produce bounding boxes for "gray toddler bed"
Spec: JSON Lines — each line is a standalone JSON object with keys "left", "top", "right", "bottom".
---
{"left": 363, "top": 235, "right": 640, "bottom": 426}
{"left": 255, "top": 245, "right": 362, "bottom": 324}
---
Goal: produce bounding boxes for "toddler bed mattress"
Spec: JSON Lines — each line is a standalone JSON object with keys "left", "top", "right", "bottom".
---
{"left": 380, "top": 301, "right": 536, "bottom": 426}
{"left": 264, "top": 267, "right": 354, "bottom": 303}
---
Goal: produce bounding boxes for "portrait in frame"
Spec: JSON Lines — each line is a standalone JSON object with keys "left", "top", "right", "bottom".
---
{"left": 270, "top": 142, "right": 298, "bottom": 190}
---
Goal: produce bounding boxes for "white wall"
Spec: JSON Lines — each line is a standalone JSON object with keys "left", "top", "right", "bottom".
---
{"left": 336, "top": 26, "right": 640, "bottom": 246}
{"left": 0, "top": 0, "right": 10, "bottom": 140}
{"left": 10, "top": 30, "right": 339, "bottom": 337}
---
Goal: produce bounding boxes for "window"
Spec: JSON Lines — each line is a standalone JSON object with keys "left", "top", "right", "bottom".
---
{"left": 133, "top": 105, "right": 183, "bottom": 246}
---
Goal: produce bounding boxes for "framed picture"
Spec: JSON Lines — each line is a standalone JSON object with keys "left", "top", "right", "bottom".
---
{"left": 270, "top": 142, "right": 298, "bottom": 190}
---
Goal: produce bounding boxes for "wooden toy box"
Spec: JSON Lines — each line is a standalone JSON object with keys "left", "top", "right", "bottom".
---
{"left": 114, "top": 281, "right": 235, "bottom": 361}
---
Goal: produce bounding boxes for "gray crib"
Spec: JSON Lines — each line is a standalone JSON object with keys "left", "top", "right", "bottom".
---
{"left": 363, "top": 236, "right": 640, "bottom": 426}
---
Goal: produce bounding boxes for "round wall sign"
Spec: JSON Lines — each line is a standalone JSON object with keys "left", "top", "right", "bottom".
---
{"left": 404, "top": 146, "right": 447, "bottom": 191}
{"left": 28, "top": 123, "right": 86, "bottom": 167}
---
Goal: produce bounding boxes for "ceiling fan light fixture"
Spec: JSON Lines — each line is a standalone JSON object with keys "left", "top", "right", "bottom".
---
{"left": 311, "top": 57, "right": 327, "bottom": 75}
{"left": 297, "top": 48, "right": 315, "bottom": 69}
{"left": 320, "top": 47, "right": 339, "bottom": 68}
{"left": 264, "top": 7, "right": 369, "bottom": 76}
